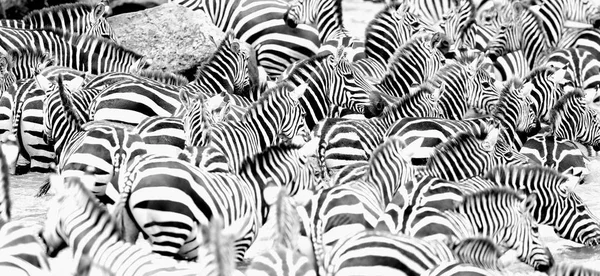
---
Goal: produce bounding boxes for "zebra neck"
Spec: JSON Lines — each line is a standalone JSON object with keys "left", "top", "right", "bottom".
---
{"left": 316, "top": 0, "right": 346, "bottom": 43}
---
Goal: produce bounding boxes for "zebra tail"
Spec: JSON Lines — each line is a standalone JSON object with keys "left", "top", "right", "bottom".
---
{"left": 35, "top": 177, "right": 50, "bottom": 197}
{"left": 317, "top": 137, "right": 329, "bottom": 180}
{"left": 57, "top": 74, "right": 85, "bottom": 131}
{"left": 112, "top": 173, "right": 135, "bottom": 239}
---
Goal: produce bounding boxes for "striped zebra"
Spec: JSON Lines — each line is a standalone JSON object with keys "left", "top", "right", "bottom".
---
{"left": 88, "top": 33, "right": 255, "bottom": 126}
{"left": 171, "top": 0, "right": 320, "bottom": 77}
{"left": 245, "top": 184, "right": 316, "bottom": 276}
{"left": 298, "top": 137, "right": 420, "bottom": 271}
{"left": 0, "top": 2, "right": 116, "bottom": 40}
{"left": 352, "top": 2, "right": 429, "bottom": 81}
{"left": 478, "top": 165, "right": 600, "bottom": 246}
{"left": 324, "top": 230, "right": 457, "bottom": 276}
{"left": 543, "top": 47, "right": 600, "bottom": 98}
{"left": 400, "top": 187, "right": 554, "bottom": 271}
{"left": 0, "top": 27, "right": 146, "bottom": 74}
{"left": 113, "top": 141, "right": 318, "bottom": 261}
{"left": 520, "top": 133, "right": 589, "bottom": 178}
{"left": 283, "top": 0, "right": 365, "bottom": 62}
{"left": 548, "top": 263, "right": 600, "bottom": 276}
{"left": 374, "top": 33, "right": 450, "bottom": 98}
{"left": 315, "top": 86, "right": 442, "bottom": 175}
{"left": 550, "top": 90, "right": 600, "bottom": 151}
{"left": 42, "top": 175, "right": 247, "bottom": 276}
{"left": 385, "top": 79, "right": 538, "bottom": 165}
{"left": 2, "top": 47, "right": 55, "bottom": 81}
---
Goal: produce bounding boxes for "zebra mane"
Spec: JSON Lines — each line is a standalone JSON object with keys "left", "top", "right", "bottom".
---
{"left": 492, "top": 78, "right": 522, "bottom": 120}
{"left": 57, "top": 75, "right": 86, "bottom": 132}
{"left": 266, "top": 184, "right": 301, "bottom": 249}
{"left": 381, "top": 85, "right": 436, "bottom": 116}
{"left": 283, "top": 52, "right": 331, "bottom": 81}
{"left": 334, "top": 0, "right": 345, "bottom": 32}
{"left": 523, "top": 66, "right": 556, "bottom": 82}
{"left": 195, "top": 32, "right": 236, "bottom": 79}
{"left": 549, "top": 89, "right": 586, "bottom": 123}
{"left": 426, "top": 129, "right": 490, "bottom": 168}
{"left": 37, "top": 27, "right": 143, "bottom": 59}
{"left": 202, "top": 216, "right": 236, "bottom": 276}
{"left": 484, "top": 165, "right": 568, "bottom": 192}
{"left": 364, "top": 2, "right": 403, "bottom": 54}
{"left": 135, "top": 69, "right": 189, "bottom": 86}
{"left": 23, "top": 3, "right": 99, "bottom": 21}
{"left": 385, "top": 35, "right": 432, "bottom": 74}
{"left": 240, "top": 142, "right": 302, "bottom": 171}
{"left": 0, "top": 141, "right": 11, "bottom": 223}
{"left": 426, "top": 62, "right": 465, "bottom": 87}
{"left": 367, "top": 136, "right": 407, "bottom": 176}
{"left": 241, "top": 82, "right": 295, "bottom": 122}
{"left": 455, "top": 187, "right": 524, "bottom": 211}
{"left": 63, "top": 176, "right": 121, "bottom": 238}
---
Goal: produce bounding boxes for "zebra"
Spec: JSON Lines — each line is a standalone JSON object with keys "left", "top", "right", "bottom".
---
{"left": 323, "top": 230, "right": 457, "bottom": 276}
{"left": 520, "top": 133, "right": 589, "bottom": 178}
{"left": 315, "top": 86, "right": 442, "bottom": 176}
{"left": 550, "top": 90, "right": 600, "bottom": 151}
{"left": 2, "top": 46, "right": 55, "bottom": 81}
{"left": 87, "top": 32, "right": 255, "bottom": 126}
{"left": 171, "top": 0, "right": 321, "bottom": 77}
{"left": 0, "top": 2, "right": 116, "bottom": 40}
{"left": 245, "top": 184, "right": 317, "bottom": 276}
{"left": 385, "top": 79, "right": 539, "bottom": 165}
{"left": 543, "top": 47, "right": 600, "bottom": 98}
{"left": 298, "top": 137, "right": 420, "bottom": 272}
{"left": 400, "top": 187, "right": 554, "bottom": 271}
{"left": 374, "top": 32, "right": 450, "bottom": 98}
{"left": 0, "top": 27, "right": 147, "bottom": 74}
{"left": 41, "top": 175, "right": 247, "bottom": 276}
{"left": 478, "top": 165, "right": 600, "bottom": 246}
{"left": 283, "top": 0, "right": 366, "bottom": 62}
{"left": 113, "top": 141, "right": 319, "bottom": 261}
{"left": 352, "top": 2, "right": 430, "bottom": 81}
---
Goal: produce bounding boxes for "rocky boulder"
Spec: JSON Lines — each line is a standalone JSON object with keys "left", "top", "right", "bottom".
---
{"left": 107, "top": 2, "right": 224, "bottom": 79}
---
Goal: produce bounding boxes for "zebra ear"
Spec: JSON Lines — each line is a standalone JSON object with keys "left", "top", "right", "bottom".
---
{"left": 549, "top": 68, "right": 567, "bottom": 86}
{"left": 520, "top": 192, "right": 537, "bottom": 213}
{"left": 93, "top": 2, "right": 108, "bottom": 19}
{"left": 292, "top": 82, "right": 309, "bottom": 101}
{"left": 520, "top": 82, "right": 534, "bottom": 99}
{"left": 299, "top": 137, "right": 319, "bottom": 158}
{"left": 401, "top": 137, "right": 424, "bottom": 161}
{"left": 560, "top": 175, "right": 579, "bottom": 192}
{"left": 35, "top": 74, "right": 53, "bottom": 92}
{"left": 483, "top": 128, "right": 500, "bottom": 150}
{"left": 64, "top": 76, "right": 85, "bottom": 92}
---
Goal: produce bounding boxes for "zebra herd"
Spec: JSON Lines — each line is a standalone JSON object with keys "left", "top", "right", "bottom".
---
{"left": 1, "top": 0, "right": 600, "bottom": 275}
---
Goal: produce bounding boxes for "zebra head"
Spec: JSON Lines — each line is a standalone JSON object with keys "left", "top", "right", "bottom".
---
{"left": 485, "top": 20, "right": 522, "bottom": 62}
{"left": 328, "top": 49, "right": 388, "bottom": 118}
{"left": 564, "top": 0, "right": 600, "bottom": 28}
{"left": 438, "top": 0, "right": 474, "bottom": 49}
{"left": 486, "top": 165, "right": 600, "bottom": 247}
{"left": 0, "top": 55, "right": 16, "bottom": 95}
{"left": 456, "top": 188, "right": 553, "bottom": 272}
{"left": 493, "top": 79, "right": 540, "bottom": 145}
{"left": 464, "top": 55, "right": 500, "bottom": 115}
{"left": 283, "top": 0, "right": 317, "bottom": 28}
{"left": 550, "top": 90, "right": 600, "bottom": 151}
{"left": 87, "top": 2, "right": 117, "bottom": 42}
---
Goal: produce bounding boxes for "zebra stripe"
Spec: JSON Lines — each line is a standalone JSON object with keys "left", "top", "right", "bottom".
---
{"left": 114, "top": 142, "right": 317, "bottom": 260}
{"left": 2, "top": 46, "right": 54, "bottom": 81}
{"left": 0, "top": 221, "right": 51, "bottom": 275}
{"left": 420, "top": 261, "right": 497, "bottom": 276}
{"left": 171, "top": 0, "right": 320, "bottom": 77}
{"left": 41, "top": 176, "right": 245, "bottom": 276}
{"left": 0, "top": 2, "right": 116, "bottom": 40}
{"left": 0, "top": 27, "right": 146, "bottom": 74}
{"left": 548, "top": 262, "right": 600, "bottom": 276}
{"left": 523, "top": 66, "right": 567, "bottom": 123}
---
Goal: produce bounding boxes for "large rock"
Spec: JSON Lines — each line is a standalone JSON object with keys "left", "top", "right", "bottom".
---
{"left": 107, "top": 2, "right": 224, "bottom": 78}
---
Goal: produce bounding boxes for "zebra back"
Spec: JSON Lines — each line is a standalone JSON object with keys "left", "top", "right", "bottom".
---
{"left": 0, "top": 27, "right": 146, "bottom": 74}
{"left": 420, "top": 261, "right": 495, "bottom": 276}
{"left": 18, "top": 2, "right": 115, "bottom": 41}
{"left": 135, "top": 69, "right": 189, "bottom": 86}
{"left": 544, "top": 47, "right": 600, "bottom": 98}
{"left": 520, "top": 133, "right": 589, "bottom": 177}
{"left": 483, "top": 165, "right": 600, "bottom": 246}
{"left": 550, "top": 90, "right": 600, "bottom": 150}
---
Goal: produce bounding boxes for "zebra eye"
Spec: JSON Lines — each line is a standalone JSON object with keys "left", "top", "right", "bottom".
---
{"left": 504, "top": 151, "right": 513, "bottom": 158}
{"left": 482, "top": 82, "right": 491, "bottom": 88}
